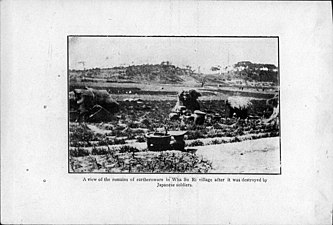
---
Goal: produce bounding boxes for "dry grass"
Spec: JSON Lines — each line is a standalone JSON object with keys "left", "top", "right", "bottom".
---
{"left": 70, "top": 149, "right": 213, "bottom": 173}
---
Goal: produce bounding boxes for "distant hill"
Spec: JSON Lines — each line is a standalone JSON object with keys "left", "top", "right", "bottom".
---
{"left": 125, "top": 62, "right": 191, "bottom": 83}
{"left": 233, "top": 61, "right": 278, "bottom": 83}
{"left": 69, "top": 61, "right": 278, "bottom": 85}
{"left": 204, "top": 61, "right": 279, "bottom": 85}
{"left": 69, "top": 62, "right": 198, "bottom": 84}
{"left": 220, "top": 61, "right": 278, "bottom": 83}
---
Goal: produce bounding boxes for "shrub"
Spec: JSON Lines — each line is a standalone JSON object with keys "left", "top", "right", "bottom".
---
{"left": 215, "top": 131, "right": 224, "bottom": 137}
{"left": 98, "top": 139, "right": 114, "bottom": 146}
{"left": 188, "top": 140, "right": 204, "bottom": 147}
{"left": 70, "top": 140, "right": 88, "bottom": 147}
{"left": 92, "top": 147, "right": 109, "bottom": 155}
{"left": 207, "top": 129, "right": 217, "bottom": 138}
{"left": 118, "top": 145, "right": 140, "bottom": 153}
{"left": 234, "top": 137, "right": 241, "bottom": 142}
{"left": 121, "top": 129, "right": 136, "bottom": 139}
{"left": 128, "top": 121, "right": 139, "bottom": 128}
{"left": 234, "top": 127, "right": 244, "bottom": 136}
{"left": 225, "top": 132, "right": 234, "bottom": 137}
{"left": 187, "top": 130, "right": 206, "bottom": 140}
{"left": 136, "top": 135, "right": 146, "bottom": 142}
{"left": 114, "top": 138, "right": 126, "bottom": 145}
{"left": 69, "top": 124, "right": 104, "bottom": 145}
{"left": 70, "top": 147, "right": 90, "bottom": 157}
{"left": 270, "top": 131, "right": 279, "bottom": 137}
{"left": 70, "top": 125, "right": 95, "bottom": 142}
{"left": 209, "top": 139, "right": 222, "bottom": 145}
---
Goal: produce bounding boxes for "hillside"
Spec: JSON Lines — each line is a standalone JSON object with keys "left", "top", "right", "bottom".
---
{"left": 125, "top": 63, "right": 191, "bottom": 83}
{"left": 69, "top": 62, "right": 198, "bottom": 84}
{"left": 202, "top": 61, "right": 279, "bottom": 85}
{"left": 229, "top": 61, "right": 278, "bottom": 83}
{"left": 69, "top": 61, "right": 278, "bottom": 85}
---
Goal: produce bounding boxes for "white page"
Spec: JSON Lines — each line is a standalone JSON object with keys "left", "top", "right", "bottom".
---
{"left": 1, "top": 1, "right": 332, "bottom": 224}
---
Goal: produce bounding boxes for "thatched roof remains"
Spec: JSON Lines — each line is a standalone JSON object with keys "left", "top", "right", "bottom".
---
{"left": 227, "top": 96, "right": 253, "bottom": 109}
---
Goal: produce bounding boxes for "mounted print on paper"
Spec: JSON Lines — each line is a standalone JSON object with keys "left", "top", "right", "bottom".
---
{"left": 68, "top": 36, "right": 280, "bottom": 174}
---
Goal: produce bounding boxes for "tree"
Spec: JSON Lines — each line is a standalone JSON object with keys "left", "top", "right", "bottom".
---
{"left": 185, "top": 65, "right": 194, "bottom": 75}
{"left": 211, "top": 66, "right": 220, "bottom": 71}
{"left": 200, "top": 76, "right": 207, "bottom": 87}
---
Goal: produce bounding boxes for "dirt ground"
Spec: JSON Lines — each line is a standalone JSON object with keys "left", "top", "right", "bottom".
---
{"left": 194, "top": 137, "right": 280, "bottom": 173}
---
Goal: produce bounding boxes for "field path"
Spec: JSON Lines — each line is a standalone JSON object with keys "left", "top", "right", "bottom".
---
{"left": 194, "top": 137, "right": 280, "bottom": 173}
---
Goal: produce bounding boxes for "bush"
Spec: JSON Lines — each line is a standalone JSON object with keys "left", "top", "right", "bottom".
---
{"left": 225, "top": 132, "right": 234, "bottom": 137}
{"left": 98, "top": 139, "right": 114, "bottom": 146}
{"left": 270, "top": 131, "right": 279, "bottom": 137}
{"left": 234, "top": 137, "right": 241, "bottom": 142}
{"left": 70, "top": 147, "right": 90, "bottom": 157}
{"left": 92, "top": 147, "right": 109, "bottom": 155}
{"left": 207, "top": 129, "right": 217, "bottom": 138}
{"left": 128, "top": 121, "right": 139, "bottom": 128}
{"left": 70, "top": 140, "right": 88, "bottom": 147}
{"left": 114, "top": 138, "right": 126, "bottom": 145}
{"left": 209, "top": 139, "right": 222, "bottom": 145}
{"left": 121, "top": 129, "right": 136, "bottom": 139}
{"left": 188, "top": 140, "right": 204, "bottom": 147}
{"left": 187, "top": 130, "right": 206, "bottom": 140}
{"left": 70, "top": 125, "right": 95, "bottom": 142}
{"left": 118, "top": 145, "right": 140, "bottom": 153}
{"left": 136, "top": 135, "right": 146, "bottom": 142}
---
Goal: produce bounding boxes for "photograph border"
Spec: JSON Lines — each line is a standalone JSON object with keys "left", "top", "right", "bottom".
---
{"left": 67, "top": 35, "right": 281, "bottom": 175}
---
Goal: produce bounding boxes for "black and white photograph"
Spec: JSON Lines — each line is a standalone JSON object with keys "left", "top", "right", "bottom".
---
{"left": 68, "top": 36, "right": 280, "bottom": 174}
{"left": 2, "top": 1, "right": 332, "bottom": 224}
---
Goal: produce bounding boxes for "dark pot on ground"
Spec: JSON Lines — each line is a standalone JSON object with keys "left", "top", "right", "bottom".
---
{"left": 194, "top": 110, "right": 206, "bottom": 125}
{"left": 145, "top": 133, "right": 171, "bottom": 151}
{"left": 169, "top": 131, "right": 187, "bottom": 151}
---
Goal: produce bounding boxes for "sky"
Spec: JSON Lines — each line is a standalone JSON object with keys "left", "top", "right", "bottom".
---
{"left": 69, "top": 36, "right": 278, "bottom": 73}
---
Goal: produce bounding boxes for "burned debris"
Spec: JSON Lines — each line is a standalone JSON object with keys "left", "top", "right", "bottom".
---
{"left": 70, "top": 87, "right": 119, "bottom": 122}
